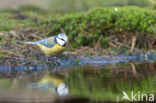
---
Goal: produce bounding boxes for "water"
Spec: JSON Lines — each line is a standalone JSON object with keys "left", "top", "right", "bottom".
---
{"left": 0, "top": 61, "right": 156, "bottom": 103}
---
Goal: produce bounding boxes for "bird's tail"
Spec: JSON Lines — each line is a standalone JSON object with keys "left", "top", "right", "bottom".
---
{"left": 24, "top": 41, "right": 39, "bottom": 45}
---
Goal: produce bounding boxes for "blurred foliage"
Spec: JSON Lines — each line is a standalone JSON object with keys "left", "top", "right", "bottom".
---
{"left": 0, "top": 5, "right": 52, "bottom": 32}
{"left": 50, "top": 0, "right": 151, "bottom": 12}
{"left": 48, "top": 6, "right": 156, "bottom": 48}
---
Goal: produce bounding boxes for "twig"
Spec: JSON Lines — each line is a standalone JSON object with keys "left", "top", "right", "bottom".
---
{"left": 61, "top": 28, "right": 66, "bottom": 35}
{"left": 94, "top": 39, "right": 101, "bottom": 49}
{"left": 80, "top": 28, "right": 94, "bottom": 37}
{"left": 109, "top": 42, "right": 118, "bottom": 48}
{"left": 29, "top": 33, "right": 43, "bottom": 40}
{"left": 130, "top": 35, "right": 136, "bottom": 54}
{"left": 131, "top": 63, "right": 137, "bottom": 76}
{"left": 9, "top": 31, "right": 21, "bottom": 40}
{"left": 60, "top": 28, "right": 72, "bottom": 50}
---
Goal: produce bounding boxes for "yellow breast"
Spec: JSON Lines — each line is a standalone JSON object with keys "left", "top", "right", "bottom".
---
{"left": 37, "top": 44, "right": 65, "bottom": 56}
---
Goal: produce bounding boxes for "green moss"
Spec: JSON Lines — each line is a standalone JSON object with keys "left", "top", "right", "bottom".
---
{"left": 48, "top": 6, "right": 156, "bottom": 48}
{"left": 0, "top": 12, "right": 34, "bottom": 31}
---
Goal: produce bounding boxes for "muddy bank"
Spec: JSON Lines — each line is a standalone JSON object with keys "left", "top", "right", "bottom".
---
{"left": 1, "top": 50, "right": 156, "bottom": 74}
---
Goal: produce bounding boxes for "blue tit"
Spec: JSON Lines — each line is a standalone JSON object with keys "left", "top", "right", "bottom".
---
{"left": 24, "top": 33, "right": 68, "bottom": 56}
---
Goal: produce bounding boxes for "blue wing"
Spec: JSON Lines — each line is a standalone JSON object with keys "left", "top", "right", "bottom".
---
{"left": 36, "top": 39, "right": 55, "bottom": 48}
{"left": 24, "top": 37, "right": 56, "bottom": 48}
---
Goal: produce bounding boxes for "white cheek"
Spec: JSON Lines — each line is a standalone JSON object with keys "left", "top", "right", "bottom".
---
{"left": 57, "top": 38, "right": 65, "bottom": 46}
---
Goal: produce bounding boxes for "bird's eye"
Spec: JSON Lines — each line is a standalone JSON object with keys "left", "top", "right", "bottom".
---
{"left": 61, "top": 38, "right": 64, "bottom": 41}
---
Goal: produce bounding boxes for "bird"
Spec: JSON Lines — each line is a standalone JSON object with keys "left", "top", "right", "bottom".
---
{"left": 24, "top": 33, "right": 68, "bottom": 56}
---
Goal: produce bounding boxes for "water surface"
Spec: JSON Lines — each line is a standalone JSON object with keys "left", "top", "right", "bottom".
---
{"left": 0, "top": 61, "right": 156, "bottom": 102}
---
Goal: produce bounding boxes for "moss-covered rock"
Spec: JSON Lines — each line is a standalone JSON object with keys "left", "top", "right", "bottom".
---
{"left": 48, "top": 6, "right": 156, "bottom": 47}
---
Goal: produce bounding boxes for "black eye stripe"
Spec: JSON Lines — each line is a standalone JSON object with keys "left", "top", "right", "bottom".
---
{"left": 56, "top": 37, "right": 66, "bottom": 46}
{"left": 58, "top": 37, "right": 65, "bottom": 41}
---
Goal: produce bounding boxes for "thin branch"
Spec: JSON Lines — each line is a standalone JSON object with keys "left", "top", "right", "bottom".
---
{"left": 131, "top": 63, "right": 137, "bottom": 77}
{"left": 130, "top": 35, "right": 136, "bottom": 54}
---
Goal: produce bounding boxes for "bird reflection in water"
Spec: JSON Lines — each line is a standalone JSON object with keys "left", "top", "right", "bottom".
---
{"left": 27, "top": 73, "right": 68, "bottom": 97}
